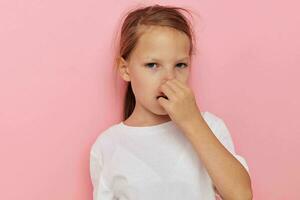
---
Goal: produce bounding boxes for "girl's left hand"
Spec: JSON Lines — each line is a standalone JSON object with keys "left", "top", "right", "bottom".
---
{"left": 157, "top": 78, "right": 203, "bottom": 128}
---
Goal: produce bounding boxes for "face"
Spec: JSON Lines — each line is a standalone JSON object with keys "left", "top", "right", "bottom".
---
{"left": 118, "top": 25, "right": 192, "bottom": 123}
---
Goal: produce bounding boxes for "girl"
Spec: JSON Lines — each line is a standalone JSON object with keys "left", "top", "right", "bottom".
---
{"left": 90, "top": 4, "right": 252, "bottom": 200}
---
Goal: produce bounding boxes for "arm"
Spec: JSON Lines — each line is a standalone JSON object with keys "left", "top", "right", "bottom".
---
{"left": 156, "top": 78, "right": 253, "bottom": 199}
{"left": 179, "top": 114, "right": 253, "bottom": 200}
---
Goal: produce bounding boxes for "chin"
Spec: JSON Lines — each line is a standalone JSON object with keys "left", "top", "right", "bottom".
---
{"left": 141, "top": 99, "right": 168, "bottom": 116}
{"left": 150, "top": 105, "right": 168, "bottom": 115}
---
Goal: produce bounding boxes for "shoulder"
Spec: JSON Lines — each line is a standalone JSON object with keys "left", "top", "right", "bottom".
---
{"left": 90, "top": 122, "right": 122, "bottom": 156}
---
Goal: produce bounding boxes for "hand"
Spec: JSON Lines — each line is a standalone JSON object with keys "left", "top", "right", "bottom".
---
{"left": 157, "top": 78, "right": 203, "bottom": 128}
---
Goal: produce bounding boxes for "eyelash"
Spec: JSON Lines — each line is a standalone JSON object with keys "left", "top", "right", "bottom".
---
{"left": 145, "top": 63, "right": 188, "bottom": 69}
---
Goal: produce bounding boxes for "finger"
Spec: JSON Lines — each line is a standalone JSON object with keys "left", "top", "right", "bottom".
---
{"left": 160, "top": 82, "right": 176, "bottom": 100}
{"left": 157, "top": 94, "right": 169, "bottom": 108}
{"left": 166, "top": 79, "right": 184, "bottom": 96}
{"left": 172, "top": 79, "right": 188, "bottom": 91}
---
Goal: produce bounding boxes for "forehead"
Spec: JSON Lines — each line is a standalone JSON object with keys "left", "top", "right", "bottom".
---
{"left": 133, "top": 25, "right": 190, "bottom": 60}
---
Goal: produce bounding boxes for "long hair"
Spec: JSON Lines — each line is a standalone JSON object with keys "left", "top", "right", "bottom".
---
{"left": 113, "top": 4, "right": 198, "bottom": 121}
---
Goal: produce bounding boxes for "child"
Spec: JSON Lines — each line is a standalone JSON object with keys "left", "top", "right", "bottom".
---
{"left": 90, "top": 4, "right": 252, "bottom": 200}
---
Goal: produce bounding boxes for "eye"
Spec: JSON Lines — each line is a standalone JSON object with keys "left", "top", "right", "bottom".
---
{"left": 145, "top": 63, "right": 158, "bottom": 68}
{"left": 144, "top": 62, "right": 188, "bottom": 69}
{"left": 176, "top": 63, "right": 188, "bottom": 68}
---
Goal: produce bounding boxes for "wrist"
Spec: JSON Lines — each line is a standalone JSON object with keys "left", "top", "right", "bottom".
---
{"left": 179, "top": 113, "right": 206, "bottom": 136}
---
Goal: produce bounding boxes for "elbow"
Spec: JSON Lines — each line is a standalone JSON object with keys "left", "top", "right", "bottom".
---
{"left": 229, "top": 182, "right": 253, "bottom": 200}
{"left": 237, "top": 174, "right": 253, "bottom": 200}
{"left": 244, "top": 177, "right": 253, "bottom": 200}
{"left": 221, "top": 187, "right": 253, "bottom": 200}
{"left": 242, "top": 189, "right": 253, "bottom": 200}
{"left": 247, "top": 187, "right": 253, "bottom": 200}
{"left": 234, "top": 187, "right": 253, "bottom": 200}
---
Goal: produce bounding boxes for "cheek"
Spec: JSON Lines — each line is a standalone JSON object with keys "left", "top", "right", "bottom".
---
{"left": 177, "top": 70, "right": 189, "bottom": 83}
{"left": 130, "top": 76, "right": 154, "bottom": 98}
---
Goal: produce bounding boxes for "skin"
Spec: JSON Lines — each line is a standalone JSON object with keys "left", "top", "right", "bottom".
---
{"left": 118, "top": 25, "right": 192, "bottom": 126}
{"left": 117, "top": 25, "right": 253, "bottom": 199}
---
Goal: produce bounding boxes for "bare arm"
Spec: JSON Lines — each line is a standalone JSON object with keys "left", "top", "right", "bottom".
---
{"left": 178, "top": 115, "right": 253, "bottom": 200}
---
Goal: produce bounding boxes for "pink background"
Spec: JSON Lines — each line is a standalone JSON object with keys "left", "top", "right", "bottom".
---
{"left": 1, "top": 0, "right": 299, "bottom": 199}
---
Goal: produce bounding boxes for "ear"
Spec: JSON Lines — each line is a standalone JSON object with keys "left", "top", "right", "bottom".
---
{"left": 117, "top": 56, "right": 131, "bottom": 82}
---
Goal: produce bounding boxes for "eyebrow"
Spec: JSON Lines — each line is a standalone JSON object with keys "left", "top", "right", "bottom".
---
{"left": 145, "top": 56, "right": 189, "bottom": 62}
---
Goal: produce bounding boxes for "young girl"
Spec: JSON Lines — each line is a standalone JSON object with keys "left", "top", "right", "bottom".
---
{"left": 90, "top": 4, "right": 252, "bottom": 200}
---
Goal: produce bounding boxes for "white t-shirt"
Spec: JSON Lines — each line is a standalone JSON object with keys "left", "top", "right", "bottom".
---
{"left": 89, "top": 111, "right": 250, "bottom": 200}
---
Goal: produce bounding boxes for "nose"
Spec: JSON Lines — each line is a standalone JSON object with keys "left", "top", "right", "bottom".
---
{"left": 163, "top": 68, "right": 176, "bottom": 82}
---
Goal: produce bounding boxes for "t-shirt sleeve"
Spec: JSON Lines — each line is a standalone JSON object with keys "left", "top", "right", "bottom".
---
{"left": 90, "top": 148, "right": 114, "bottom": 200}
{"left": 206, "top": 112, "right": 250, "bottom": 172}
{"left": 205, "top": 112, "right": 250, "bottom": 199}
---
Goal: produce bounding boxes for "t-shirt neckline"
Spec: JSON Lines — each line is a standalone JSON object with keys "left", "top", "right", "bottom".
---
{"left": 118, "top": 112, "right": 206, "bottom": 134}
{"left": 119, "top": 120, "right": 175, "bottom": 133}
